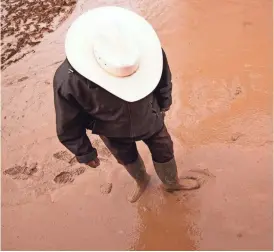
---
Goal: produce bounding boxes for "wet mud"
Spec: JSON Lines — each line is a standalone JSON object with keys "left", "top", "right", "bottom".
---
{"left": 1, "top": 0, "right": 76, "bottom": 69}
{"left": 1, "top": 0, "right": 273, "bottom": 250}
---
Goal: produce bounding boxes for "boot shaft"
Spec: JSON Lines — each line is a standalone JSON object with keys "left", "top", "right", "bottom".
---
{"left": 153, "top": 158, "right": 179, "bottom": 186}
{"left": 124, "top": 155, "right": 147, "bottom": 183}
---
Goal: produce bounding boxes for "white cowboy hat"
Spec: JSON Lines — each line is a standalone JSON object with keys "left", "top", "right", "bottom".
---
{"left": 65, "top": 6, "right": 163, "bottom": 102}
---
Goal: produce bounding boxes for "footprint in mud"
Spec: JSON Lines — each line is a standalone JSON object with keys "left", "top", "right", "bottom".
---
{"left": 54, "top": 139, "right": 112, "bottom": 165}
{"left": 3, "top": 162, "right": 38, "bottom": 180}
{"left": 187, "top": 167, "right": 216, "bottom": 187}
{"left": 100, "top": 183, "right": 113, "bottom": 194}
{"left": 188, "top": 168, "right": 216, "bottom": 178}
{"left": 53, "top": 150, "right": 77, "bottom": 165}
{"left": 92, "top": 139, "right": 112, "bottom": 158}
{"left": 54, "top": 172, "right": 74, "bottom": 184}
{"left": 54, "top": 167, "right": 86, "bottom": 184}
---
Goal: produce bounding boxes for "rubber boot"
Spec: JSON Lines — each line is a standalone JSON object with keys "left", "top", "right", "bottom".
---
{"left": 153, "top": 158, "right": 200, "bottom": 192}
{"left": 124, "top": 155, "right": 150, "bottom": 203}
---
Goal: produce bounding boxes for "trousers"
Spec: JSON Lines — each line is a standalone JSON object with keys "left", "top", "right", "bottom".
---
{"left": 100, "top": 125, "right": 174, "bottom": 165}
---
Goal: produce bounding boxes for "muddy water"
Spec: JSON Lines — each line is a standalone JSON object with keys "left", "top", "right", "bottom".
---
{"left": 1, "top": 0, "right": 273, "bottom": 250}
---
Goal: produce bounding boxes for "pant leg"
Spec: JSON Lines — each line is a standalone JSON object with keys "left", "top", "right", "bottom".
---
{"left": 99, "top": 136, "right": 139, "bottom": 166}
{"left": 143, "top": 125, "right": 174, "bottom": 163}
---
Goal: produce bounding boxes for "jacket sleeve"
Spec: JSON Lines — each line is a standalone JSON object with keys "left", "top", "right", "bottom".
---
{"left": 154, "top": 49, "right": 172, "bottom": 111}
{"left": 53, "top": 81, "right": 97, "bottom": 164}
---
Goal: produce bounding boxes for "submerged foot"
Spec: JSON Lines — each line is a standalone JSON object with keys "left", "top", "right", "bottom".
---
{"left": 163, "top": 176, "right": 200, "bottom": 192}
{"left": 128, "top": 174, "right": 151, "bottom": 203}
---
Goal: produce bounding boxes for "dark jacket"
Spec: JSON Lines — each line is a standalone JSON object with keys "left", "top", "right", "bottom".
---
{"left": 53, "top": 49, "right": 172, "bottom": 163}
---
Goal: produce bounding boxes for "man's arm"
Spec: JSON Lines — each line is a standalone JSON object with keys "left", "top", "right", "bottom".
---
{"left": 154, "top": 49, "right": 172, "bottom": 112}
{"left": 53, "top": 80, "right": 98, "bottom": 165}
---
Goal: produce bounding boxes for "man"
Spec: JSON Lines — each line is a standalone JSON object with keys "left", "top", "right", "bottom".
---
{"left": 53, "top": 6, "right": 199, "bottom": 203}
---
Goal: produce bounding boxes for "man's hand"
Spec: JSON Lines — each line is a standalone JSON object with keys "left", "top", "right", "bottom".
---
{"left": 86, "top": 157, "right": 100, "bottom": 168}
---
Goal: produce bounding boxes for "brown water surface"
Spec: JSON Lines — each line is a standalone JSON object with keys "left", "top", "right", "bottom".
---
{"left": 1, "top": 0, "right": 273, "bottom": 250}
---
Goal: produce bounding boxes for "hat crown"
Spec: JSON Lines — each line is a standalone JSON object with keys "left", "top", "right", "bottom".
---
{"left": 93, "top": 19, "right": 140, "bottom": 77}
{"left": 65, "top": 6, "right": 163, "bottom": 102}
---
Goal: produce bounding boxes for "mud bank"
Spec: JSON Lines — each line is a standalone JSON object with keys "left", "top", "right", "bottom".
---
{"left": 1, "top": 0, "right": 76, "bottom": 70}
{"left": 1, "top": 0, "right": 273, "bottom": 250}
